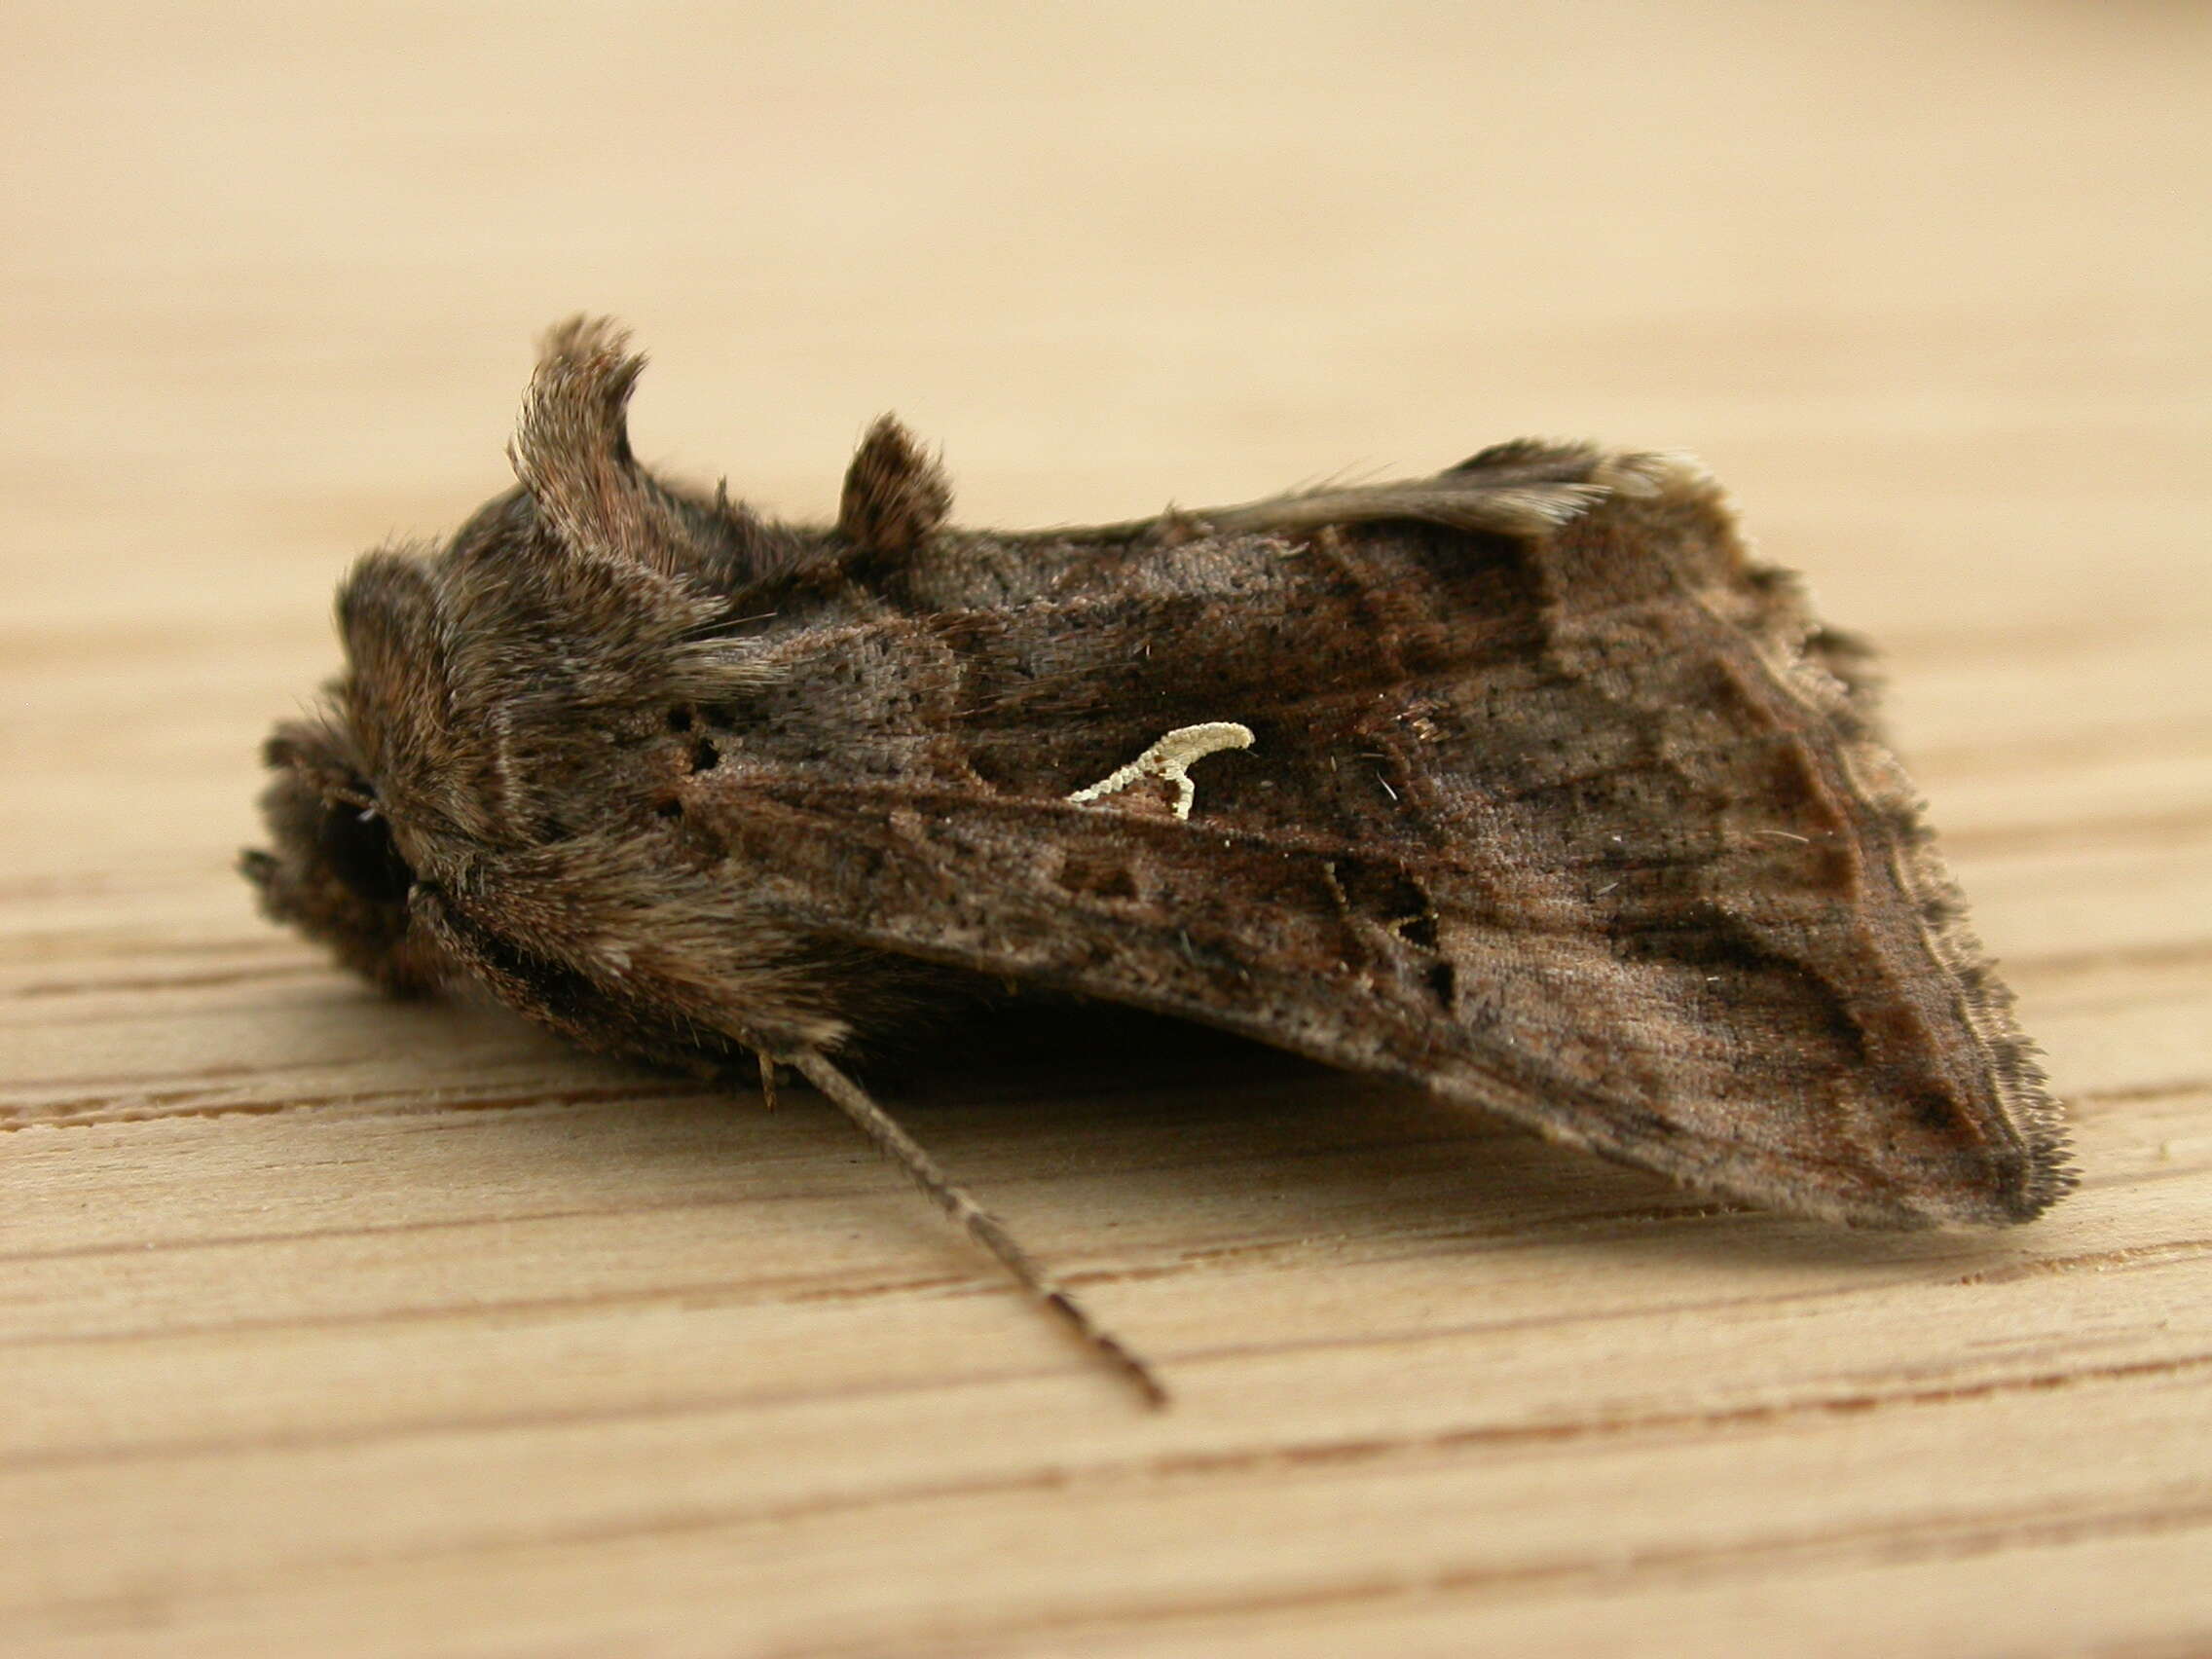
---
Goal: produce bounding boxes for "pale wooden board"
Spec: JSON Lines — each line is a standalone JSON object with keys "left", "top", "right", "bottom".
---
{"left": 4, "top": 3, "right": 2210, "bottom": 1655}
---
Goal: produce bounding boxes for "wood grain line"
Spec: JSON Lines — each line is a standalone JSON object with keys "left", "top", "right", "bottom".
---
{"left": 1910, "top": 719, "right": 2212, "bottom": 781}
{"left": 12, "top": 1245, "right": 2207, "bottom": 1464}
{"left": 5, "top": 963, "right": 326, "bottom": 999}
{"left": 0, "top": 1080, "right": 686, "bottom": 1131}
{"left": 18, "top": 1371, "right": 2212, "bottom": 1641}
{"left": 1940, "top": 807, "right": 2212, "bottom": 861}
{"left": 2009, "top": 938, "right": 2212, "bottom": 983}
{"left": 789, "top": 1488, "right": 2212, "bottom": 1659}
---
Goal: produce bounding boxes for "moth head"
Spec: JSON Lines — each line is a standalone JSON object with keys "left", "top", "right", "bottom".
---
{"left": 241, "top": 718, "right": 447, "bottom": 994}
{"left": 242, "top": 539, "right": 487, "bottom": 989}
{"left": 243, "top": 318, "right": 791, "bottom": 987}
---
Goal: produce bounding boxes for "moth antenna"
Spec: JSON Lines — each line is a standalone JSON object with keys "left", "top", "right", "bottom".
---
{"left": 787, "top": 1048, "right": 1169, "bottom": 1409}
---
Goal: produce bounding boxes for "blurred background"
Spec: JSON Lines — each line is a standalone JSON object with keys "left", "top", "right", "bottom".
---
{"left": 5, "top": 0, "right": 2208, "bottom": 884}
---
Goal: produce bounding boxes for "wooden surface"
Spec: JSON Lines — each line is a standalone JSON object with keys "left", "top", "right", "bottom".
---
{"left": 6, "top": 4, "right": 2211, "bottom": 1654}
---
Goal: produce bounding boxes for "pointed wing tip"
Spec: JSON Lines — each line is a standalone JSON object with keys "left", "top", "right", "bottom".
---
{"left": 1987, "top": 1127, "right": 2080, "bottom": 1227}
{"left": 1844, "top": 1113, "right": 2077, "bottom": 1232}
{"left": 1949, "top": 1038, "right": 2077, "bottom": 1229}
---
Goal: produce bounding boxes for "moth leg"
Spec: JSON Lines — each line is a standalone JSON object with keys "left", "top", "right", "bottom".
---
{"left": 787, "top": 1048, "right": 1169, "bottom": 1409}
{"left": 755, "top": 1049, "right": 780, "bottom": 1113}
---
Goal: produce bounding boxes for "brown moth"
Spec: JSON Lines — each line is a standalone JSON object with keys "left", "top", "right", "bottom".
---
{"left": 244, "top": 317, "right": 2071, "bottom": 1403}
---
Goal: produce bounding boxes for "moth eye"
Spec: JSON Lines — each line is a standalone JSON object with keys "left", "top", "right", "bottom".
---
{"left": 666, "top": 707, "right": 694, "bottom": 733}
{"left": 688, "top": 738, "right": 720, "bottom": 773}
{"left": 317, "top": 795, "right": 415, "bottom": 906}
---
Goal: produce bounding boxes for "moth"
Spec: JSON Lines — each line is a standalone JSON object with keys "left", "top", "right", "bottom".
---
{"left": 244, "top": 317, "right": 2071, "bottom": 1403}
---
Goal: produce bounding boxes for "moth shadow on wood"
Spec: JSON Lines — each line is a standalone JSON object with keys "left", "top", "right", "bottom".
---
{"left": 853, "top": 1001, "right": 2027, "bottom": 1278}
{"left": 243, "top": 317, "right": 2071, "bottom": 1404}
